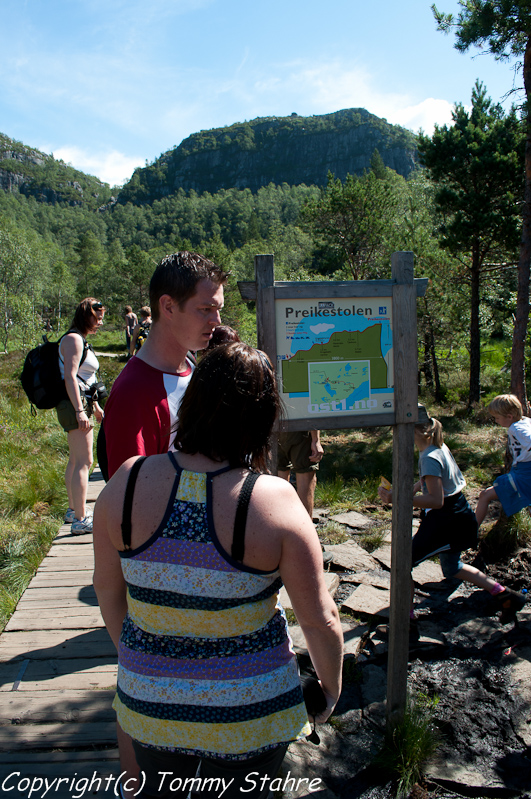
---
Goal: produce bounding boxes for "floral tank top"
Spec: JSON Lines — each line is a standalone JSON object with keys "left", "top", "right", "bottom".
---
{"left": 112, "top": 453, "right": 310, "bottom": 759}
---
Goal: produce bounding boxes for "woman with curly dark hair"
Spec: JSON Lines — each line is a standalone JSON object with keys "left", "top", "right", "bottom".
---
{"left": 94, "top": 343, "right": 343, "bottom": 799}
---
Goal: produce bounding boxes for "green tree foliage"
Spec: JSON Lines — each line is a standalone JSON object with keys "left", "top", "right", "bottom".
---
{"left": 0, "top": 217, "right": 49, "bottom": 351}
{"left": 418, "top": 80, "right": 524, "bottom": 405}
{"left": 432, "top": 1, "right": 531, "bottom": 407}
{"left": 302, "top": 169, "right": 406, "bottom": 280}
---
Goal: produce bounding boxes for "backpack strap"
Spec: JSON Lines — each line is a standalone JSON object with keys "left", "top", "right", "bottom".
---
{"left": 121, "top": 457, "right": 147, "bottom": 550}
{"left": 231, "top": 471, "right": 260, "bottom": 562}
{"left": 58, "top": 330, "right": 91, "bottom": 369}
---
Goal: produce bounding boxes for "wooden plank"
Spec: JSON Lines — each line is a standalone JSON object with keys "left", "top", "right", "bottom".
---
{"left": 0, "top": 721, "right": 117, "bottom": 750}
{"left": 5, "top": 610, "right": 104, "bottom": 632}
{"left": 0, "top": 690, "right": 115, "bottom": 724}
{"left": 46, "top": 544, "right": 94, "bottom": 556}
{"left": 0, "top": 629, "right": 115, "bottom": 661}
{"left": 17, "top": 585, "right": 96, "bottom": 600}
{"left": 28, "top": 572, "right": 95, "bottom": 587}
{"left": 238, "top": 278, "right": 428, "bottom": 301}
{"left": 1, "top": 747, "right": 119, "bottom": 762}
{"left": 278, "top": 412, "right": 395, "bottom": 431}
{"left": 39, "top": 557, "right": 94, "bottom": 570}
{"left": 15, "top": 596, "right": 98, "bottom": 610}
{"left": 0, "top": 659, "right": 116, "bottom": 691}
{"left": 387, "top": 252, "right": 416, "bottom": 729}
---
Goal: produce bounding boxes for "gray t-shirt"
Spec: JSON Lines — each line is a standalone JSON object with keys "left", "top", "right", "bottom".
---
{"left": 419, "top": 443, "right": 466, "bottom": 498}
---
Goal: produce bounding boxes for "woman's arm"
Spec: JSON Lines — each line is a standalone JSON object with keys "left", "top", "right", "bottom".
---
{"left": 275, "top": 492, "right": 343, "bottom": 723}
{"left": 61, "top": 333, "right": 90, "bottom": 431}
{"left": 92, "top": 485, "right": 128, "bottom": 650}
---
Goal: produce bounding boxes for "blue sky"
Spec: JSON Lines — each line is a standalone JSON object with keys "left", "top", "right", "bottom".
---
{"left": 0, "top": 0, "right": 522, "bottom": 186}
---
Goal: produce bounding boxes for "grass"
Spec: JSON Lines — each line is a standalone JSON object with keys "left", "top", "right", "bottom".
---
{"left": 0, "top": 336, "right": 127, "bottom": 632}
{"left": 481, "top": 509, "right": 531, "bottom": 560}
{"left": 373, "top": 693, "right": 441, "bottom": 798}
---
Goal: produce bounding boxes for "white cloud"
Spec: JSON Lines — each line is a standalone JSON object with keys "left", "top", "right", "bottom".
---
{"left": 257, "top": 61, "right": 457, "bottom": 135}
{"left": 51, "top": 146, "right": 143, "bottom": 186}
{"left": 385, "top": 98, "right": 455, "bottom": 135}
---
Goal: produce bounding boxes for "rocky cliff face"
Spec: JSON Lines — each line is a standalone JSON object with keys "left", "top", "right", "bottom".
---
{"left": 0, "top": 134, "right": 111, "bottom": 207}
{"left": 118, "top": 108, "right": 418, "bottom": 204}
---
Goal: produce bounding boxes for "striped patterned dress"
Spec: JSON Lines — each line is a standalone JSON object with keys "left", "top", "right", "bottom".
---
{"left": 113, "top": 456, "right": 310, "bottom": 759}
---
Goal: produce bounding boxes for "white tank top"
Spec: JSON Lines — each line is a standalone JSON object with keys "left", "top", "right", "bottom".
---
{"left": 58, "top": 333, "right": 99, "bottom": 388}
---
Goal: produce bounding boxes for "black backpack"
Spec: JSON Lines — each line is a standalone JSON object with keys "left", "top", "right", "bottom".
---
{"left": 20, "top": 332, "right": 89, "bottom": 413}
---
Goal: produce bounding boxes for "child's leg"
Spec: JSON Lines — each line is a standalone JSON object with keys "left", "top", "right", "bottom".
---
{"left": 453, "top": 563, "right": 499, "bottom": 592}
{"left": 475, "top": 486, "right": 498, "bottom": 526}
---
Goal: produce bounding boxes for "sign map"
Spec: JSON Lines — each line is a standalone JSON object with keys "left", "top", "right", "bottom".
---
{"left": 275, "top": 297, "right": 394, "bottom": 420}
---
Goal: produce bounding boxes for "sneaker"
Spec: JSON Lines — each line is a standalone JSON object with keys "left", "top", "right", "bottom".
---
{"left": 495, "top": 588, "right": 526, "bottom": 624}
{"left": 64, "top": 508, "right": 75, "bottom": 524}
{"left": 71, "top": 516, "right": 93, "bottom": 535}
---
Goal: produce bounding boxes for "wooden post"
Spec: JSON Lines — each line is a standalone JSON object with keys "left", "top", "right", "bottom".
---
{"left": 386, "top": 252, "right": 418, "bottom": 729}
{"left": 255, "top": 254, "right": 278, "bottom": 473}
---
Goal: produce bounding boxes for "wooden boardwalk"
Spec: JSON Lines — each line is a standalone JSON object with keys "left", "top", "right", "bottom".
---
{"left": 0, "top": 470, "right": 122, "bottom": 797}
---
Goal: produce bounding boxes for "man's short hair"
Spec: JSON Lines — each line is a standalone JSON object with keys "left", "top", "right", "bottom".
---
{"left": 488, "top": 394, "right": 523, "bottom": 420}
{"left": 139, "top": 306, "right": 151, "bottom": 319}
{"left": 150, "top": 251, "right": 228, "bottom": 321}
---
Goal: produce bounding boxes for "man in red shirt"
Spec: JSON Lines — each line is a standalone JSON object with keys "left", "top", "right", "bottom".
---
{"left": 103, "top": 251, "right": 227, "bottom": 478}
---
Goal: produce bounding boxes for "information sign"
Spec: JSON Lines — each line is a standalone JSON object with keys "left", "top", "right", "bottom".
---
{"left": 275, "top": 295, "right": 393, "bottom": 421}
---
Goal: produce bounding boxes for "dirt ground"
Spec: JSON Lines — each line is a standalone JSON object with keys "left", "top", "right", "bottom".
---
{"left": 297, "top": 498, "right": 531, "bottom": 799}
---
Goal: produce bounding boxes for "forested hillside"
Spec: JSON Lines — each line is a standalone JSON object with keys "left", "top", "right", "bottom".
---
{"left": 0, "top": 91, "right": 526, "bottom": 408}
{"left": 118, "top": 109, "right": 418, "bottom": 204}
{"left": 0, "top": 133, "right": 114, "bottom": 209}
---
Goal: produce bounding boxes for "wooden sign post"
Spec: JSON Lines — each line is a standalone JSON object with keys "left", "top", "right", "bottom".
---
{"left": 239, "top": 252, "right": 426, "bottom": 726}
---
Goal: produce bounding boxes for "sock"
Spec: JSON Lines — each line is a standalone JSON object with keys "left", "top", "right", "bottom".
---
{"left": 490, "top": 582, "right": 505, "bottom": 596}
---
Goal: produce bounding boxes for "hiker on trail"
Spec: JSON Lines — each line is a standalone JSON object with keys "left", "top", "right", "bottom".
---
{"left": 93, "top": 342, "right": 343, "bottom": 799}
{"left": 101, "top": 252, "right": 227, "bottom": 480}
{"left": 378, "top": 416, "right": 525, "bottom": 639}
{"left": 98, "top": 251, "right": 228, "bottom": 795}
{"left": 476, "top": 394, "right": 531, "bottom": 528}
{"left": 129, "top": 305, "right": 152, "bottom": 356}
{"left": 123, "top": 306, "right": 137, "bottom": 357}
{"left": 58, "top": 298, "right": 105, "bottom": 535}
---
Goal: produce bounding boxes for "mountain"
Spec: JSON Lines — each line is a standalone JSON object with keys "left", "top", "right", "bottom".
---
{"left": 117, "top": 108, "right": 418, "bottom": 205}
{"left": 0, "top": 133, "right": 114, "bottom": 209}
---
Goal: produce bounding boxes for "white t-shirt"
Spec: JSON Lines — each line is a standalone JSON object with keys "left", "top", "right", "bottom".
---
{"left": 507, "top": 417, "right": 531, "bottom": 464}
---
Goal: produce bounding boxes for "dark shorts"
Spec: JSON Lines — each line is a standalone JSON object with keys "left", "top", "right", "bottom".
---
{"left": 411, "top": 492, "right": 478, "bottom": 579}
{"left": 56, "top": 395, "right": 93, "bottom": 433}
{"left": 278, "top": 432, "right": 318, "bottom": 473}
{"left": 132, "top": 741, "right": 288, "bottom": 799}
